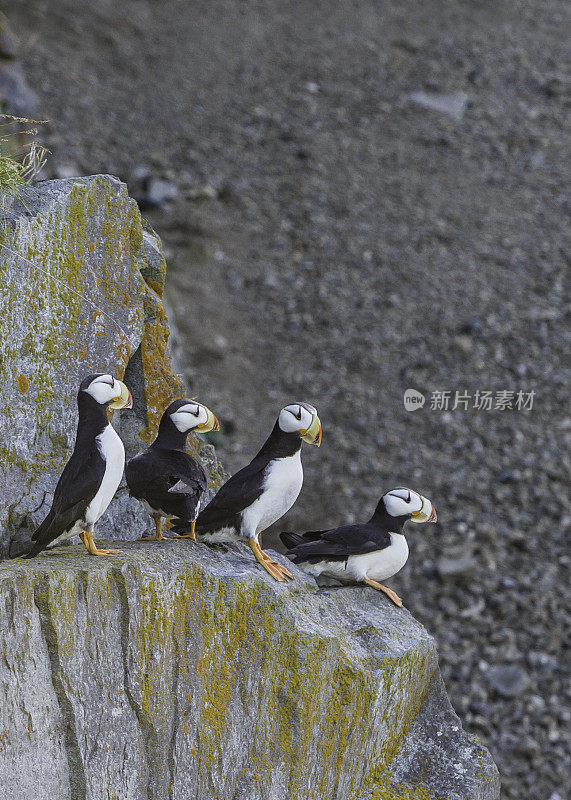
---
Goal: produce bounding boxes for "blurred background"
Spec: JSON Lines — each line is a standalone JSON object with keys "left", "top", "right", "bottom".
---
{"left": 3, "top": 1, "right": 569, "bottom": 797}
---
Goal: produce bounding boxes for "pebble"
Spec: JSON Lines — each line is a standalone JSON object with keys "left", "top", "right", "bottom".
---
{"left": 409, "top": 90, "right": 469, "bottom": 121}
{"left": 52, "top": 162, "right": 80, "bottom": 179}
{"left": 0, "top": 61, "right": 37, "bottom": 115}
{"left": 187, "top": 183, "right": 218, "bottom": 201}
{"left": 437, "top": 554, "right": 477, "bottom": 579}
{"left": 0, "top": 22, "right": 17, "bottom": 59}
{"left": 13, "top": 1, "right": 567, "bottom": 796}
{"left": 488, "top": 665, "right": 531, "bottom": 698}
{"left": 144, "top": 178, "right": 178, "bottom": 207}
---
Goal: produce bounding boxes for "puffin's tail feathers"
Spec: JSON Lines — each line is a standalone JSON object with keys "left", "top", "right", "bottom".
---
{"left": 169, "top": 518, "right": 191, "bottom": 535}
{"left": 22, "top": 513, "right": 55, "bottom": 558}
{"left": 22, "top": 542, "right": 44, "bottom": 559}
{"left": 280, "top": 532, "right": 305, "bottom": 550}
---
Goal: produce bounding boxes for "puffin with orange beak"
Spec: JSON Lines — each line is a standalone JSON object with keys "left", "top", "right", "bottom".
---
{"left": 24, "top": 373, "right": 133, "bottom": 558}
{"left": 173, "top": 402, "right": 322, "bottom": 581}
{"left": 281, "top": 487, "right": 437, "bottom": 606}
{"left": 126, "top": 399, "right": 219, "bottom": 542}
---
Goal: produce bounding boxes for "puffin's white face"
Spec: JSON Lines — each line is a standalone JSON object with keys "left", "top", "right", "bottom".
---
{"left": 83, "top": 374, "right": 132, "bottom": 409}
{"left": 170, "top": 401, "right": 220, "bottom": 433}
{"left": 383, "top": 487, "right": 437, "bottom": 523}
{"left": 278, "top": 403, "right": 322, "bottom": 446}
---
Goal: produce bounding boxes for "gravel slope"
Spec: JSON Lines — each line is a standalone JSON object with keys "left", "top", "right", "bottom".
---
{"left": 8, "top": 1, "right": 570, "bottom": 797}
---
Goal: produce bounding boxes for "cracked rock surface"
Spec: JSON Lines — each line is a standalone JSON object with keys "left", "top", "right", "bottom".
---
{"left": 0, "top": 542, "right": 499, "bottom": 800}
{"left": 0, "top": 175, "right": 223, "bottom": 558}
{"left": 6, "top": 1, "right": 568, "bottom": 792}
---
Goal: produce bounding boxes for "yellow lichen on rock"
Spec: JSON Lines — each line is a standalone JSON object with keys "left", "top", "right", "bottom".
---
{"left": 0, "top": 175, "right": 223, "bottom": 557}
{"left": 0, "top": 545, "right": 500, "bottom": 800}
{"left": 15, "top": 374, "right": 29, "bottom": 394}
{"left": 139, "top": 294, "right": 184, "bottom": 443}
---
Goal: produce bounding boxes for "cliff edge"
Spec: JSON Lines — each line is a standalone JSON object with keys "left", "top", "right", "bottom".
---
{"left": 0, "top": 543, "right": 500, "bottom": 800}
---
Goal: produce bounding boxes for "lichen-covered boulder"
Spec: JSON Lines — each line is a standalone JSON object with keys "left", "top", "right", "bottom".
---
{"left": 0, "top": 542, "right": 500, "bottom": 800}
{"left": 0, "top": 175, "right": 224, "bottom": 557}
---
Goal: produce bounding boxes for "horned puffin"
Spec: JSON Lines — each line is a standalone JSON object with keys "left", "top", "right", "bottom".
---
{"left": 24, "top": 373, "right": 133, "bottom": 558}
{"left": 126, "top": 398, "right": 219, "bottom": 542}
{"left": 174, "top": 403, "right": 322, "bottom": 581}
{"left": 280, "top": 487, "right": 437, "bottom": 605}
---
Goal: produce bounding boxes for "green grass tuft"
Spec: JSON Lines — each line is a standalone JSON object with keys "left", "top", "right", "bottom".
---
{"left": 0, "top": 115, "right": 48, "bottom": 217}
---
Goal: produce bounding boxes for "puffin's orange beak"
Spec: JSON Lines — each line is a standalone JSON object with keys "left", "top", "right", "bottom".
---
{"left": 109, "top": 381, "right": 133, "bottom": 410}
{"left": 411, "top": 495, "right": 437, "bottom": 523}
{"left": 197, "top": 407, "right": 219, "bottom": 433}
{"left": 301, "top": 414, "right": 322, "bottom": 447}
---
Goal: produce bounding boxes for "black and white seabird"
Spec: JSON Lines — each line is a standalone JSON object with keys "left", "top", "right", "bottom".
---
{"left": 179, "top": 403, "right": 322, "bottom": 582}
{"left": 125, "top": 398, "right": 219, "bottom": 542}
{"left": 280, "top": 487, "right": 437, "bottom": 605}
{"left": 24, "top": 373, "right": 133, "bottom": 558}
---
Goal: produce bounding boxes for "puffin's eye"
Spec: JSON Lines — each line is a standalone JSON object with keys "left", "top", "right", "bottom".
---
{"left": 296, "top": 406, "right": 302, "bottom": 420}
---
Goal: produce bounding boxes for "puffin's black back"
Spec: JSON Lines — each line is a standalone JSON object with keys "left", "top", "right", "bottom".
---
{"left": 24, "top": 383, "right": 109, "bottom": 558}
{"left": 194, "top": 419, "right": 302, "bottom": 535}
{"left": 126, "top": 448, "right": 207, "bottom": 522}
{"left": 280, "top": 500, "right": 401, "bottom": 564}
{"left": 125, "top": 399, "right": 208, "bottom": 523}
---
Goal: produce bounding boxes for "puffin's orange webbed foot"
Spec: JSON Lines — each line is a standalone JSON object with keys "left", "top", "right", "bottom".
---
{"left": 174, "top": 520, "right": 197, "bottom": 541}
{"left": 137, "top": 516, "right": 166, "bottom": 542}
{"left": 80, "top": 530, "right": 123, "bottom": 557}
{"left": 248, "top": 540, "right": 291, "bottom": 582}
{"left": 362, "top": 578, "right": 403, "bottom": 607}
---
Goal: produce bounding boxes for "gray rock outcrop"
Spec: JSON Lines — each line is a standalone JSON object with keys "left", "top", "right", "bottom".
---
{"left": 0, "top": 543, "right": 500, "bottom": 800}
{"left": 0, "top": 175, "right": 224, "bottom": 557}
{"left": 0, "top": 175, "right": 500, "bottom": 799}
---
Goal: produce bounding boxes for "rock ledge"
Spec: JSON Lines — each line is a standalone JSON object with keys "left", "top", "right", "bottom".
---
{"left": 0, "top": 541, "right": 500, "bottom": 800}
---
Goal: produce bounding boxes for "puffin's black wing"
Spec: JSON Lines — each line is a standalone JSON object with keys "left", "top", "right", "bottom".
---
{"left": 280, "top": 532, "right": 305, "bottom": 549}
{"left": 195, "top": 459, "right": 267, "bottom": 533}
{"left": 25, "top": 445, "right": 106, "bottom": 557}
{"left": 126, "top": 449, "right": 207, "bottom": 521}
{"left": 284, "top": 522, "right": 392, "bottom": 564}
{"left": 280, "top": 528, "right": 329, "bottom": 549}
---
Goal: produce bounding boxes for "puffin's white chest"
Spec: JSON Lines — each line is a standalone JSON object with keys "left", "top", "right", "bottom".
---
{"left": 303, "top": 532, "right": 409, "bottom": 583}
{"left": 85, "top": 424, "right": 125, "bottom": 525}
{"left": 241, "top": 451, "right": 303, "bottom": 537}
{"left": 348, "top": 533, "right": 409, "bottom": 581}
